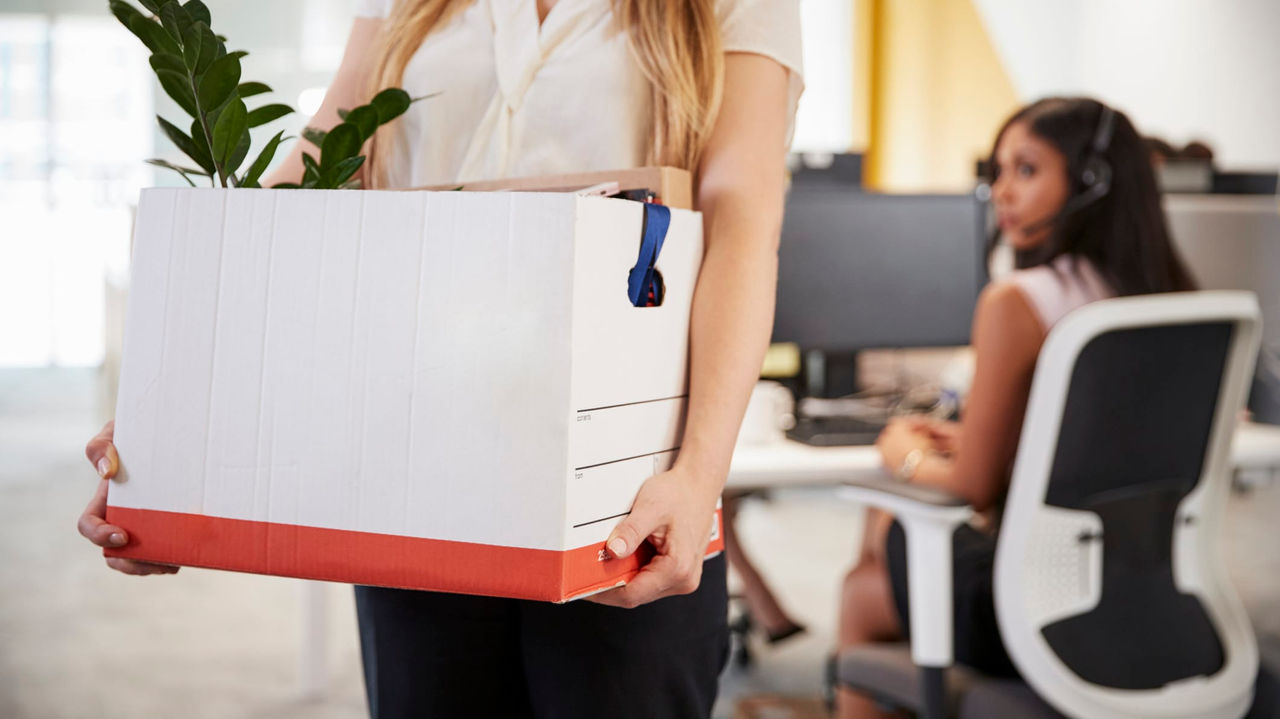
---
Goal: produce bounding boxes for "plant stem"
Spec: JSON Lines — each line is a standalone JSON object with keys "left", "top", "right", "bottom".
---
{"left": 187, "top": 71, "right": 226, "bottom": 187}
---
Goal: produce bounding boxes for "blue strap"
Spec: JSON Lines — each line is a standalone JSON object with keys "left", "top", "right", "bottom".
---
{"left": 627, "top": 203, "right": 671, "bottom": 307}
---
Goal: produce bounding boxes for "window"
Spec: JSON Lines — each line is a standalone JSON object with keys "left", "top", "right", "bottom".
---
{"left": 0, "top": 14, "right": 150, "bottom": 367}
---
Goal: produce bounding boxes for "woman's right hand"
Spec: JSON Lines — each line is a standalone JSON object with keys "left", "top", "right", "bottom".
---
{"left": 917, "top": 418, "right": 962, "bottom": 457}
{"left": 79, "top": 421, "right": 179, "bottom": 576}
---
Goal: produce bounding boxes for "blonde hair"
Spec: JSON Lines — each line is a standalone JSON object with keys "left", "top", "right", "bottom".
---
{"left": 365, "top": 0, "right": 724, "bottom": 188}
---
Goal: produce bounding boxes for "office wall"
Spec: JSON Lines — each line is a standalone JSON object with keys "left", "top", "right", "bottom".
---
{"left": 793, "top": 1, "right": 858, "bottom": 152}
{"left": 863, "top": 0, "right": 1020, "bottom": 191}
{"left": 972, "top": 0, "right": 1280, "bottom": 170}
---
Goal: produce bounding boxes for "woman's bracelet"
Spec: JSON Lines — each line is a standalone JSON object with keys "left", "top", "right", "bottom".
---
{"left": 896, "top": 448, "right": 926, "bottom": 481}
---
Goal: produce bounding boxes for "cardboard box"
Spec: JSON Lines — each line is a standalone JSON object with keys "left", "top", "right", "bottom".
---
{"left": 416, "top": 167, "right": 693, "bottom": 210}
{"left": 105, "top": 187, "right": 721, "bottom": 602}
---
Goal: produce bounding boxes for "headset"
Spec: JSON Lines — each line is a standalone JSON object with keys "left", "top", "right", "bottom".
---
{"left": 1070, "top": 103, "right": 1116, "bottom": 211}
{"left": 1019, "top": 103, "right": 1117, "bottom": 235}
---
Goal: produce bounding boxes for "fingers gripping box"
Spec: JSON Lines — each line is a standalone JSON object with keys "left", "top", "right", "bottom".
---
{"left": 104, "top": 188, "right": 722, "bottom": 602}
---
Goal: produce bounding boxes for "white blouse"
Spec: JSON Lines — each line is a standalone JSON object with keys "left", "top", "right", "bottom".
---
{"left": 1006, "top": 255, "right": 1116, "bottom": 331}
{"left": 352, "top": 0, "right": 804, "bottom": 188}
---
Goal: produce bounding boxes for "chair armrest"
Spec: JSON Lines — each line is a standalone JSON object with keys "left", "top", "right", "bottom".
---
{"left": 838, "top": 478, "right": 975, "bottom": 669}
{"left": 838, "top": 477, "right": 973, "bottom": 524}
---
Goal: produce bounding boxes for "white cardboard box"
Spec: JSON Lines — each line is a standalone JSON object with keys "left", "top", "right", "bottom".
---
{"left": 105, "top": 188, "right": 719, "bottom": 602}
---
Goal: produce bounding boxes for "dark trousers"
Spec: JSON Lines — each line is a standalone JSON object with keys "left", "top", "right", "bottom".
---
{"left": 355, "top": 554, "right": 729, "bottom": 719}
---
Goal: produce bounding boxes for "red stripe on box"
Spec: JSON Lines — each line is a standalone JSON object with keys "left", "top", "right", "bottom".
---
{"left": 103, "top": 507, "right": 724, "bottom": 602}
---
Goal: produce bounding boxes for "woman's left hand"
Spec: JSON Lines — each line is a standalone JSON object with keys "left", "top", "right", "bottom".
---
{"left": 875, "top": 416, "right": 932, "bottom": 472}
{"left": 588, "top": 465, "right": 721, "bottom": 608}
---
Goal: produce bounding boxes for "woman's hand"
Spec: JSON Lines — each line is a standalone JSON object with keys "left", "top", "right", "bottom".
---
{"left": 875, "top": 417, "right": 934, "bottom": 474}
{"left": 908, "top": 416, "right": 961, "bottom": 456}
{"left": 588, "top": 466, "right": 720, "bottom": 608}
{"left": 79, "top": 421, "right": 179, "bottom": 576}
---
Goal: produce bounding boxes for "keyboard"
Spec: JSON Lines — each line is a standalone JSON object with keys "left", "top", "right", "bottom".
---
{"left": 786, "top": 415, "right": 886, "bottom": 447}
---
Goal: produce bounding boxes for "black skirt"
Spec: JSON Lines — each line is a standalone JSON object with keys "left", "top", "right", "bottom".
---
{"left": 885, "top": 519, "right": 1019, "bottom": 677}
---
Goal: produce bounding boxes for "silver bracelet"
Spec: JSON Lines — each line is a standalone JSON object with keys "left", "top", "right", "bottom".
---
{"left": 897, "top": 448, "right": 925, "bottom": 481}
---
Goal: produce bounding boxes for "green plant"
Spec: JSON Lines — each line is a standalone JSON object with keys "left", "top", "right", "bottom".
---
{"left": 109, "top": 0, "right": 292, "bottom": 188}
{"left": 278, "top": 88, "right": 424, "bottom": 190}
{"left": 110, "top": 0, "right": 424, "bottom": 190}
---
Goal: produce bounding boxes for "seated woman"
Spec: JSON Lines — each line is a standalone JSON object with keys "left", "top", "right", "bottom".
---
{"left": 836, "top": 97, "right": 1197, "bottom": 719}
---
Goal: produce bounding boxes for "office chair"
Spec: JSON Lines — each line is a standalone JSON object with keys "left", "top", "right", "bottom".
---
{"left": 834, "top": 291, "right": 1267, "bottom": 718}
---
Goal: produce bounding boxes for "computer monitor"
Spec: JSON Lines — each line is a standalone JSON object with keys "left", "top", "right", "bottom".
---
{"left": 1165, "top": 194, "right": 1280, "bottom": 424}
{"left": 772, "top": 190, "right": 988, "bottom": 396}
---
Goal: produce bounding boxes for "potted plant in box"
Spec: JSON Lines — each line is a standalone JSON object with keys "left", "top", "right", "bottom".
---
{"left": 108, "top": 0, "right": 421, "bottom": 189}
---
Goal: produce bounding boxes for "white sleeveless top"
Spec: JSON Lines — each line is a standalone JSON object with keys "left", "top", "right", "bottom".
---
{"left": 1005, "top": 254, "right": 1116, "bottom": 331}
{"left": 352, "top": 0, "right": 804, "bottom": 188}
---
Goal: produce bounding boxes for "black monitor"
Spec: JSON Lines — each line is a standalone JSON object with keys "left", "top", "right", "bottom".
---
{"left": 773, "top": 190, "right": 988, "bottom": 396}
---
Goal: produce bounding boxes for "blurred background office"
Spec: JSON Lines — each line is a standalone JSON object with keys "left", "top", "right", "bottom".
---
{"left": 1, "top": 1, "right": 1277, "bottom": 717}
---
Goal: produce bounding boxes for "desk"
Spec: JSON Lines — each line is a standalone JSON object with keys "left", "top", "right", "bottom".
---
{"left": 293, "top": 422, "right": 1280, "bottom": 697}
{"left": 726, "top": 421, "right": 1280, "bottom": 491}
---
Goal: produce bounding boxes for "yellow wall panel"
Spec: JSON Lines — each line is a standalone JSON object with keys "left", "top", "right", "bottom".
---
{"left": 864, "top": 0, "right": 1020, "bottom": 191}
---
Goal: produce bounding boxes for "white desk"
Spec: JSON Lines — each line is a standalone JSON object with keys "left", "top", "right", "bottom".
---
{"left": 726, "top": 421, "right": 1280, "bottom": 491}
{"left": 294, "top": 422, "right": 1280, "bottom": 697}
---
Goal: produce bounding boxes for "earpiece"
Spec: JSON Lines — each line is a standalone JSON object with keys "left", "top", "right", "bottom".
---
{"left": 1069, "top": 104, "right": 1116, "bottom": 210}
{"left": 1015, "top": 104, "right": 1117, "bottom": 235}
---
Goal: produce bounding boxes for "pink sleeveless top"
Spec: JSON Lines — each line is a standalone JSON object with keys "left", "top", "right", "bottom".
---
{"left": 1005, "top": 255, "right": 1115, "bottom": 331}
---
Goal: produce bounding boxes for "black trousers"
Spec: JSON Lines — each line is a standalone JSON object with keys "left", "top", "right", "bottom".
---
{"left": 354, "top": 554, "right": 729, "bottom": 719}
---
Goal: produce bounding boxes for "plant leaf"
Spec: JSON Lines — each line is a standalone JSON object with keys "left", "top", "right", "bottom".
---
{"left": 182, "top": 0, "right": 211, "bottom": 26}
{"left": 108, "top": 1, "right": 151, "bottom": 45}
{"left": 197, "top": 52, "right": 241, "bottom": 112}
{"left": 246, "top": 103, "right": 293, "bottom": 128}
{"left": 271, "top": 182, "right": 301, "bottom": 189}
{"left": 301, "top": 152, "right": 321, "bottom": 185}
{"left": 227, "top": 128, "right": 251, "bottom": 177}
{"left": 138, "top": 0, "right": 169, "bottom": 14}
{"left": 132, "top": 14, "right": 182, "bottom": 57}
{"left": 155, "top": 68, "right": 197, "bottom": 116}
{"left": 240, "top": 130, "right": 289, "bottom": 188}
{"left": 336, "top": 108, "right": 350, "bottom": 121}
{"left": 300, "top": 126, "right": 327, "bottom": 149}
{"left": 237, "top": 81, "right": 271, "bottom": 98}
{"left": 145, "top": 157, "right": 208, "bottom": 186}
{"left": 339, "top": 178, "right": 363, "bottom": 190}
{"left": 211, "top": 97, "right": 247, "bottom": 168}
{"left": 344, "top": 105, "right": 379, "bottom": 142}
{"left": 159, "top": 2, "right": 192, "bottom": 44}
{"left": 370, "top": 88, "right": 411, "bottom": 125}
{"left": 156, "top": 114, "right": 213, "bottom": 173}
{"left": 325, "top": 155, "right": 365, "bottom": 188}
{"left": 149, "top": 52, "right": 184, "bottom": 75}
{"left": 193, "top": 22, "right": 217, "bottom": 75}
{"left": 319, "top": 123, "right": 361, "bottom": 173}
{"left": 110, "top": 1, "right": 181, "bottom": 57}
{"left": 180, "top": 20, "right": 201, "bottom": 70}
{"left": 190, "top": 117, "right": 213, "bottom": 170}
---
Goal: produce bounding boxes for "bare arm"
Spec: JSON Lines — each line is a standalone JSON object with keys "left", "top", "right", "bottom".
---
{"left": 678, "top": 53, "right": 790, "bottom": 484}
{"left": 261, "top": 17, "right": 385, "bottom": 188}
{"left": 877, "top": 283, "right": 1044, "bottom": 511}
{"left": 594, "top": 52, "right": 790, "bottom": 607}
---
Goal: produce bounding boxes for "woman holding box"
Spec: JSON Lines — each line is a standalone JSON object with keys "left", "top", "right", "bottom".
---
{"left": 80, "top": 0, "right": 803, "bottom": 716}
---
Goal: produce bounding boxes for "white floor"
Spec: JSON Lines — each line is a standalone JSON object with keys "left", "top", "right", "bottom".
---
{"left": 2, "top": 368, "right": 1277, "bottom": 718}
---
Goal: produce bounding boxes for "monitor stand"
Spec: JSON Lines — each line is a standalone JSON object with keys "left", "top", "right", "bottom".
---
{"left": 803, "top": 349, "right": 860, "bottom": 399}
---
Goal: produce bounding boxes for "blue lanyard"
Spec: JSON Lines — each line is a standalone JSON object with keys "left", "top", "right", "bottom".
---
{"left": 626, "top": 203, "right": 671, "bottom": 307}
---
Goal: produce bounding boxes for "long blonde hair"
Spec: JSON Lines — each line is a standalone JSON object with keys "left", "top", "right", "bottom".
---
{"left": 365, "top": 0, "right": 724, "bottom": 188}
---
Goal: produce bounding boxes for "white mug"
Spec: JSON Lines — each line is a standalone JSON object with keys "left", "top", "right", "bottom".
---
{"left": 738, "top": 380, "right": 796, "bottom": 446}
